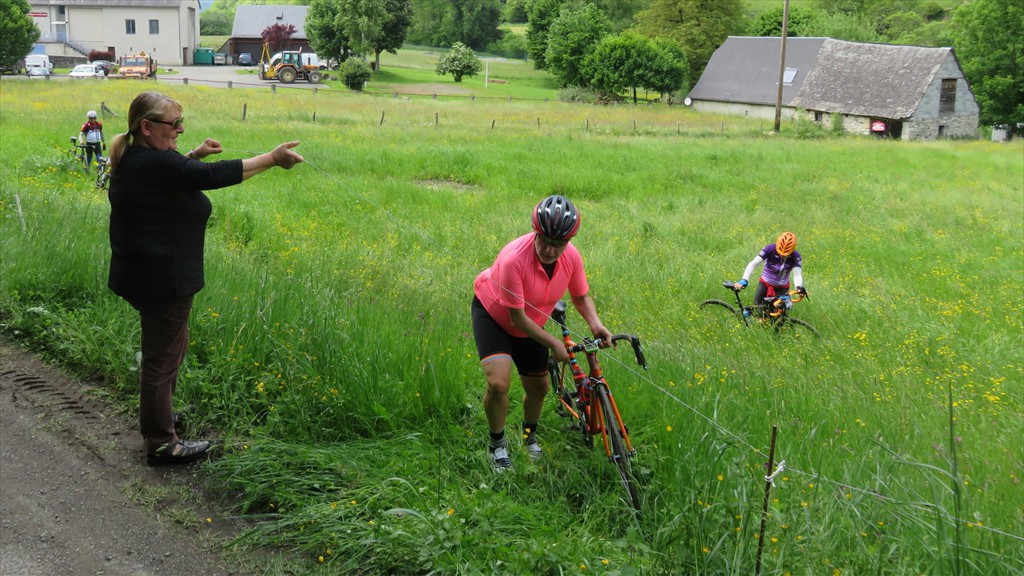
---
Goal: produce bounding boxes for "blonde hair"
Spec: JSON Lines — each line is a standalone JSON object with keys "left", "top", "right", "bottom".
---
{"left": 108, "top": 92, "right": 182, "bottom": 172}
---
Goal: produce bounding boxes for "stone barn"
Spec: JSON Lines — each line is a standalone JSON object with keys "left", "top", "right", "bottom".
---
{"left": 687, "top": 36, "right": 979, "bottom": 140}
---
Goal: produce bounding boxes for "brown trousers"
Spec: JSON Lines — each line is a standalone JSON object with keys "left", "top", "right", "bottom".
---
{"left": 125, "top": 295, "right": 193, "bottom": 454}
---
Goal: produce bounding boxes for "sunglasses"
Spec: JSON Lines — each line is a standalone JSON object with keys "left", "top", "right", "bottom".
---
{"left": 150, "top": 117, "right": 184, "bottom": 129}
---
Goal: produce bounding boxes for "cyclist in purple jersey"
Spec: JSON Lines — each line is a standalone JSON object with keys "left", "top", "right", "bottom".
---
{"left": 733, "top": 231, "right": 806, "bottom": 306}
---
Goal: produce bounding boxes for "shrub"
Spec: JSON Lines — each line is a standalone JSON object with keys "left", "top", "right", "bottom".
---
{"left": 557, "top": 86, "right": 598, "bottom": 104}
{"left": 88, "top": 50, "right": 113, "bottom": 62}
{"left": 341, "top": 59, "right": 372, "bottom": 91}
{"left": 435, "top": 42, "right": 482, "bottom": 83}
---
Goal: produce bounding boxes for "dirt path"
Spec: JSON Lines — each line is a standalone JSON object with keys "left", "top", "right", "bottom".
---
{"left": 0, "top": 340, "right": 240, "bottom": 576}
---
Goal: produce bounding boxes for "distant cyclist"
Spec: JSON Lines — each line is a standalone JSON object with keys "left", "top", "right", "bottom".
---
{"left": 733, "top": 231, "right": 806, "bottom": 306}
{"left": 472, "top": 195, "right": 612, "bottom": 472}
{"left": 79, "top": 110, "right": 105, "bottom": 171}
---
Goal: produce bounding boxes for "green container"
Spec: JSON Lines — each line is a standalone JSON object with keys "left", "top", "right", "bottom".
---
{"left": 193, "top": 47, "right": 214, "bottom": 65}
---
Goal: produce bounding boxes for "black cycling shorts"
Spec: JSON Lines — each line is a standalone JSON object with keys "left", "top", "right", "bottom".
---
{"left": 471, "top": 297, "right": 549, "bottom": 377}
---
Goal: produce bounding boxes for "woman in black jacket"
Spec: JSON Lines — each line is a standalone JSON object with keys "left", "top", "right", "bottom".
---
{"left": 107, "top": 91, "right": 303, "bottom": 465}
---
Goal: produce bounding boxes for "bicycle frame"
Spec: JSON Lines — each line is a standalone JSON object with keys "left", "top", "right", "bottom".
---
{"left": 547, "top": 301, "right": 646, "bottom": 463}
{"left": 722, "top": 281, "right": 806, "bottom": 327}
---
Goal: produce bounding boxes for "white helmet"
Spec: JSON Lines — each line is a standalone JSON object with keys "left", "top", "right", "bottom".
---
{"left": 87, "top": 110, "right": 98, "bottom": 119}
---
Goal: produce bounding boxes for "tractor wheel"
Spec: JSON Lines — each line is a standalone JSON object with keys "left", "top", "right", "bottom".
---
{"left": 307, "top": 71, "right": 322, "bottom": 84}
{"left": 279, "top": 66, "right": 297, "bottom": 83}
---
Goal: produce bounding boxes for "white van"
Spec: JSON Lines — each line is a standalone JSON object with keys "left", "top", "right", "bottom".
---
{"left": 25, "top": 54, "right": 53, "bottom": 72}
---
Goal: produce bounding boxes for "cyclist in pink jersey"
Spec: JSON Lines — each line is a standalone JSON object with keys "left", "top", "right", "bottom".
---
{"left": 733, "top": 231, "right": 807, "bottom": 306}
{"left": 472, "top": 195, "right": 612, "bottom": 471}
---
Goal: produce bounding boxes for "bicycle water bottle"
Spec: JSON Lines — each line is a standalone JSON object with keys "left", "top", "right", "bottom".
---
{"left": 742, "top": 308, "right": 751, "bottom": 319}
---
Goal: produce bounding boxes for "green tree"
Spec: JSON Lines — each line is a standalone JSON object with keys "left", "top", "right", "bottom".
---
{"left": 747, "top": 6, "right": 826, "bottom": 37}
{"left": 952, "top": 0, "right": 1024, "bottom": 134}
{"left": 545, "top": 3, "right": 612, "bottom": 87}
{"left": 503, "top": 0, "right": 529, "bottom": 24}
{"left": 370, "top": 0, "right": 413, "bottom": 70}
{"left": 633, "top": 0, "right": 744, "bottom": 81}
{"left": 594, "top": 0, "right": 650, "bottom": 32}
{"left": 409, "top": 0, "right": 502, "bottom": 50}
{"left": 0, "top": 0, "right": 39, "bottom": 71}
{"left": 306, "top": 0, "right": 353, "bottom": 66}
{"left": 645, "top": 36, "right": 688, "bottom": 99}
{"left": 526, "top": 0, "right": 561, "bottom": 69}
{"left": 435, "top": 41, "right": 482, "bottom": 82}
{"left": 585, "top": 31, "right": 647, "bottom": 100}
{"left": 200, "top": 10, "right": 233, "bottom": 36}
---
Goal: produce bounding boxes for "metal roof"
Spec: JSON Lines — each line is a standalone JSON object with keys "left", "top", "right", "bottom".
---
{"left": 230, "top": 4, "right": 308, "bottom": 39}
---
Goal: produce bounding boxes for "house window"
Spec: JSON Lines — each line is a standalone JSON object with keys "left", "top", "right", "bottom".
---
{"left": 126, "top": 19, "right": 136, "bottom": 35}
{"left": 814, "top": 111, "right": 824, "bottom": 122}
{"left": 149, "top": 19, "right": 159, "bottom": 34}
{"left": 939, "top": 78, "right": 957, "bottom": 115}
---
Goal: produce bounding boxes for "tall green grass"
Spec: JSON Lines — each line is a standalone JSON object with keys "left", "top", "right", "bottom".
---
{"left": 1, "top": 81, "right": 1021, "bottom": 575}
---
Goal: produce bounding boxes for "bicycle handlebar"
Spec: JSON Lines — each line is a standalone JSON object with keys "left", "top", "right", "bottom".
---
{"left": 564, "top": 334, "right": 647, "bottom": 370}
{"left": 721, "top": 281, "right": 808, "bottom": 302}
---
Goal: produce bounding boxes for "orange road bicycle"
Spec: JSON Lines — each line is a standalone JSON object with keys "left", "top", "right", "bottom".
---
{"left": 700, "top": 281, "right": 819, "bottom": 338}
{"left": 547, "top": 300, "right": 647, "bottom": 512}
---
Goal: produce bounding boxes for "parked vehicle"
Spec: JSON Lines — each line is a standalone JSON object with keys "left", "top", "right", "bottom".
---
{"left": 237, "top": 52, "right": 254, "bottom": 66}
{"left": 258, "top": 43, "right": 322, "bottom": 84}
{"left": 25, "top": 54, "right": 53, "bottom": 73}
{"left": 2, "top": 59, "right": 26, "bottom": 75}
{"left": 213, "top": 52, "right": 227, "bottom": 65}
{"left": 91, "top": 60, "right": 113, "bottom": 76}
{"left": 69, "top": 64, "right": 105, "bottom": 79}
{"left": 27, "top": 67, "right": 50, "bottom": 79}
{"left": 114, "top": 52, "right": 157, "bottom": 79}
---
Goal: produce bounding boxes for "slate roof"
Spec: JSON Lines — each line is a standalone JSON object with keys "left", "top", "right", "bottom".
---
{"left": 792, "top": 39, "right": 951, "bottom": 118}
{"left": 231, "top": 4, "right": 308, "bottom": 39}
{"left": 689, "top": 37, "right": 957, "bottom": 119}
{"left": 687, "top": 36, "right": 826, "bottom": 107}
{"left": 33, "top": 0, "right": 191, "bottom": 6}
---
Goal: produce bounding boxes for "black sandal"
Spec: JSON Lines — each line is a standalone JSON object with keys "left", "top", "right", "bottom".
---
{"left": 147, "top": 439, "right": 211, "bottom": 466}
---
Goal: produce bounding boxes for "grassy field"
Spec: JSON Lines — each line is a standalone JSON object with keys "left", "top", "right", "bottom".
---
{"left": 1, "top": 80, "right": 1021, "bottom": 575}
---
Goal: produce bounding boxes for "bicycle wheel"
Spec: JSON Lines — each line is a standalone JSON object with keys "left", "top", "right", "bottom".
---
{"left": 775, "top": 317, "right": 820, "bottom": 338}
{"left": 595, "top": 385, "right": 640, "bottom": 512}
{"left": 698, "top": 299, "right": 745, "bottom": 332}
{"left": 548, "top": 360, "right": 575, "bottom": 420}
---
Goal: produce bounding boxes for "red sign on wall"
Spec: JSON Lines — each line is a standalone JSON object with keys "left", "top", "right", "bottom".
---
{"left": 29, "top": 11, "right": 48, "bottom": 17}
{"left": 871, "top": 121, "right": 887, "bottom": 132}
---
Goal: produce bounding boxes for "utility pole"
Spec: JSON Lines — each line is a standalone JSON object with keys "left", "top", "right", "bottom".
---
{"left": 773, "top": 0, "right": 791, "bottom": 133}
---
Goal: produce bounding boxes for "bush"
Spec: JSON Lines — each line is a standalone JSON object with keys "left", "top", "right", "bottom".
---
{"left": 88, "top": 50, "right": 113, "bottom": 62}
{"left": 435, "top": 42, "right": 481, "bottom": 82}
{"left": 557, "top": 86, "right": 598, "bottom": 104}
{"left": 485, "top": 34, "right": 528, "bottom": 60}
{"left": 341, "top": 59, "right": 372, "bottom": 91}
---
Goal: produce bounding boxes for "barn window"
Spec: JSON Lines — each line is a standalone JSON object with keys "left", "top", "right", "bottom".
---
{"left": 939, "top": 78, "right": 957, "bottom": 114}
{"left": 149, "top": 19, "right": 159, "bottom": 34}
{"left": 125, "top": 19, "right": 136, "bottom": 35}
{"left": 783, "top": 67, "right": 798, "bottom": 86}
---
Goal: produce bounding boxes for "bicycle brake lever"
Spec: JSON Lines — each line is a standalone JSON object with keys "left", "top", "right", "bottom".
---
{"left": 630, "top": 336, "right": 648, "bottom": 370}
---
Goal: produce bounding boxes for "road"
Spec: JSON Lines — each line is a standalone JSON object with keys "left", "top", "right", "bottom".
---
{"left": 0, "top": 341, "right": 240, "bottom": 576}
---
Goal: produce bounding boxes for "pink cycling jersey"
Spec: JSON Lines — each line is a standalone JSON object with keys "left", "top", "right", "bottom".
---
{"left": 474, "top": 233, "right": 589, "bottom": 337}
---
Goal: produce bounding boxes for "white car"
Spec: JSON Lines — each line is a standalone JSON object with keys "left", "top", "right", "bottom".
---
{"left": 69, "top": 64, "right": 105, "bottom": 79}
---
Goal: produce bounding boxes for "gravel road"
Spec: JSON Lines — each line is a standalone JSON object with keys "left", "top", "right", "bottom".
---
{"left": 0, "top": 340, "right": 240, "bottom": 576}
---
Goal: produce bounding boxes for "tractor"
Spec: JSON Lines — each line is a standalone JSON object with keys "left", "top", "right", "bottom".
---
{"left": 258, "top": 43, "right": 322, "bottom": 84}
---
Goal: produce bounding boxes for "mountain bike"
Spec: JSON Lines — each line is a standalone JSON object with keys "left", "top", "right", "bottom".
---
{"left": 700, "top": 281, "right": 819, "bottom": 338}
{"left": 68, "top": 137, "right": 87, "bottom": 170}
{"left": 94, "top": 156, "right": 110, "bottom": 189}
{"left": 547, "top": 300, "right": 648, "bottom": 512}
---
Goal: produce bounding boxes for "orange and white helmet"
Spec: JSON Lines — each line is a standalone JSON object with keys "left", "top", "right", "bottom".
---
{"left": 776, "top": 231, "right": 797, "bottom": 256}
